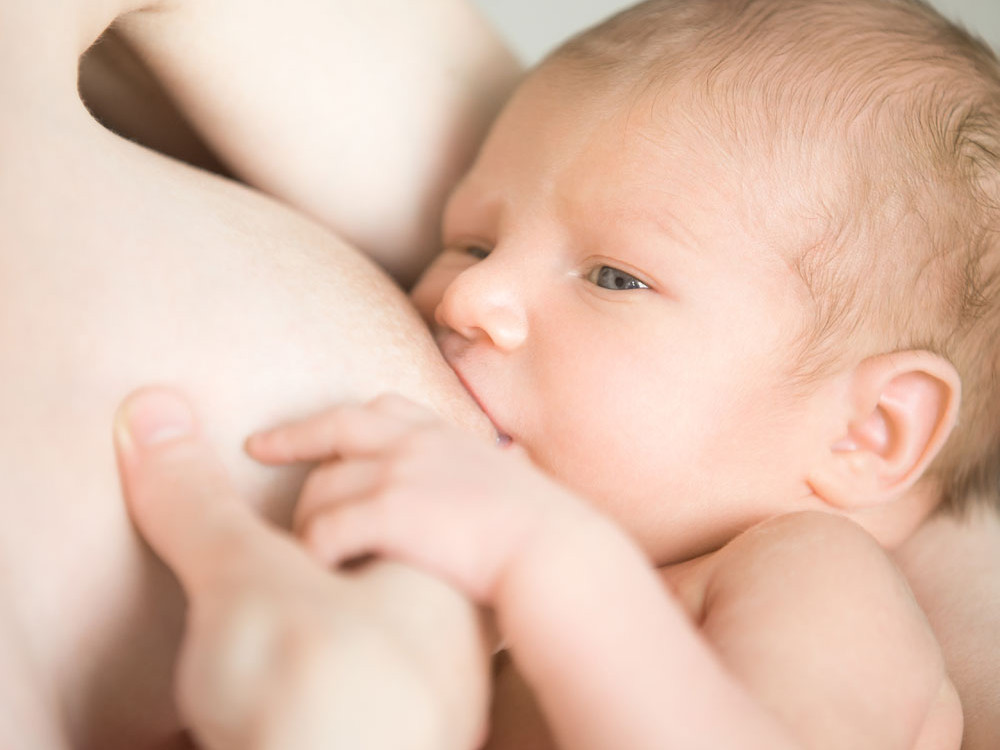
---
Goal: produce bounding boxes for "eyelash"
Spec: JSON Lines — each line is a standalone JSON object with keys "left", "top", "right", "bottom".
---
{"left": 587, "top": 265, "right": 649, "bottom": 291}
{"left": 454, "top": 246, "right": 648, "bottom": 292}
{"left": 463, "top": 245, "right": 490, "bottom": 260}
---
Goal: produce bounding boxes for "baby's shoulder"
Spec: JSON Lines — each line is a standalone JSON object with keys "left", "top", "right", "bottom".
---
{"left": 663, "top": 512, "right": 903, "bottom": 617}
{"left": 719, "top": 509, "right": 891, "bottom": 568}
{"left": 707, "top": 511, "right": 916, "bottom": 613}
{"left": 698, "top": 512, "right": 960, "bottom": 748}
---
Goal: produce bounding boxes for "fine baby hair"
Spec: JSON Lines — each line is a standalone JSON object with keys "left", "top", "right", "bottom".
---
{"left": 550, "top": 0, "right": 1000, "bottom": 513}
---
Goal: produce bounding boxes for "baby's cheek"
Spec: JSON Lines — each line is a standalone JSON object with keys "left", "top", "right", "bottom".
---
{"left": 408, "top": 271, "right": 447, "bottom": 325}
{"left": 535, "top": 400, "right": 625, "bottom": 488}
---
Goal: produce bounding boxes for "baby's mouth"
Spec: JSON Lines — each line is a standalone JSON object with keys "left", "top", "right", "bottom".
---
{"left": 441, "top": 349, "right": 512, "bottom": 447}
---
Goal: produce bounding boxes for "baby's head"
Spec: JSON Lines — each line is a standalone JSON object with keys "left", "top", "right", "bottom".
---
{"left": 411, "top": 0, "right": 1000, "bottom": 563}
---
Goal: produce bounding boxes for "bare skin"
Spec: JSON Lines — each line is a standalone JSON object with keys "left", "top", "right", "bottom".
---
{"left": 4, "top": 0, "right": 998, "bottom": 748}
{"left": 895, "top": 507, "right": 1000, "bottom": 750}
{"left": 242, "top": 378, "right": 961, "bottom": 749}
{"left": 0, "top": 1, "right": 517, "bottom": 748}
{"left": 112, "top": 390, "right": 494, "bottom": 750}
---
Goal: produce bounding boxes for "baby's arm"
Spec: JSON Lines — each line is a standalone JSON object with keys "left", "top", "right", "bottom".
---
{"left": 248, "top": 396, "right": 955, "bottom": 750}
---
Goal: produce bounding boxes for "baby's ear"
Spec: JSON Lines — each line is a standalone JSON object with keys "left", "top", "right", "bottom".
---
{"left": 807, "top": 351, "right": 960, "bottom": 511}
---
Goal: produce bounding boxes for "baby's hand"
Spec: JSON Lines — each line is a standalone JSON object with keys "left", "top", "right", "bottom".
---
{"left": 246, "top": 394, "right": 587, "bottom": 603}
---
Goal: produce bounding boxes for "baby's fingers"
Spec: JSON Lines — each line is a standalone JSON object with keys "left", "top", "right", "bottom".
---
{"left": 300, "top": 485, "right": 498, "bottom": 603}
{"left": 247, "top": 400, "right": 426, "bottom": 465}
{"left": 300, "top": 504, "right": 385, "bottom": 569}
{"left": 293, "top": 458, "right": 382, "bottom": 534}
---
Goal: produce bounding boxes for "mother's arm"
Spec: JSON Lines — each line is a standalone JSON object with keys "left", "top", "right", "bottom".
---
{"left": 893, "top": 504, "right": 1000, "bottom": 750}
{"left": 84, "top": 0, "right": 521, "bottom": 285}
{"left": 79, "top": 28, "right": 231, "bottom": 177}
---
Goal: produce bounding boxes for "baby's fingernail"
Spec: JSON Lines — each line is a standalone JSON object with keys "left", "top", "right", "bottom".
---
{"left": 245, "top": 429, "right": 271, "bottom": 447}
{"left": 244, "top": 435, "right": 261, "bottom": 456}
{"left": 117, "top": 389, "right": 196, "bottom": 448}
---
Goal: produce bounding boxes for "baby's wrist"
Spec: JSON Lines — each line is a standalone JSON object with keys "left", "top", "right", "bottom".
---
{"left": 493, "top": 501, "right": 626, "bottom": 627}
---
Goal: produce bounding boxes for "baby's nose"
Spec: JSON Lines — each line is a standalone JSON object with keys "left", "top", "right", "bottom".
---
{"left": 434, "top": 260, "right": 528, "bottom": 351}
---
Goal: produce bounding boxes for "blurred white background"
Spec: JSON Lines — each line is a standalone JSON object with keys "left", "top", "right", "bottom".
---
{"left": 472, "top": 0, "right": 1000, "bottom": 64}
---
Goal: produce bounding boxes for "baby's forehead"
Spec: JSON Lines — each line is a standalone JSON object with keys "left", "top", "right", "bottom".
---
{"left": 504, "top": 69, "right": 823, "bottom": 281}
{"left": 522, "top": 54, "right": 836, "bottom": 184}
{"left": 474, "top": 61, "right": 830, "bottom": 261}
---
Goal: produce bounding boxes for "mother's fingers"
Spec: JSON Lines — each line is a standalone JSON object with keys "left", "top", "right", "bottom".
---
{"left": 246, "top": 395, "right": 435, "bottom": 465}
{"left": 114, "top": 387, "right": 273, "bottom": 595}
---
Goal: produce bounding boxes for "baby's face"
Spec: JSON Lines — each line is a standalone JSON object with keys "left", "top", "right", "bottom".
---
{"left": 412, "top": 67, "right": 834, "bottom": 563}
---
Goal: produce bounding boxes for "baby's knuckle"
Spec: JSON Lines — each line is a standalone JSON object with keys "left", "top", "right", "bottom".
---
{"left": 369, "top": 391, "right": 403, "bottom": 408}
{"left": 300, "top": 464, "right": 341, "bottom": 504}
{"left": 300, "top": 466, "right": 327, "bottom": 499}
{"left": 404, "top": 423, "right": 448, "bottom": 454}
{"left": 301, "top": 511, "right": 345, "bottom": 558}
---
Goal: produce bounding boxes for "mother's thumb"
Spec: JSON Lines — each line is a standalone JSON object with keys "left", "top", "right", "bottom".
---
{"left": 114, "top": 387, "right": 254, "bottom": 594}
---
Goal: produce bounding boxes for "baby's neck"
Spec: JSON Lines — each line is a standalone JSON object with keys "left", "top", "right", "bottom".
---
{"left": 846, "top": 481, "right": 945, "bottom": 551}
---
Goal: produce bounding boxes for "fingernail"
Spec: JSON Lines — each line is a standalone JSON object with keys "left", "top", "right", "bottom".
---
{"left": 243, "top": 432, "right": 263, "bottom": 455}
{"left": 118, "top": 390, "right": 196, "bottom": 447}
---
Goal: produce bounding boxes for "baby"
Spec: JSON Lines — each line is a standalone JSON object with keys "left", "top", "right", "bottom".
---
{"left": 247, "top": 0, "right": 1000, "bottom": 747}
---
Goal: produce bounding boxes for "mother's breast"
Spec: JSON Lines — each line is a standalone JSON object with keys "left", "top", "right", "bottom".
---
{"left": 0, "top": 111, "right": 490, "bottom": 700}
{"left": 2, "top": 112, "right": 489, "bottom": 510}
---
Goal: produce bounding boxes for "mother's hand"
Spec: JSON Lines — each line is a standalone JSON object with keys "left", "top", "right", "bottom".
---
{"left": 113, "top": 388, "right": 490, "bottom": 750}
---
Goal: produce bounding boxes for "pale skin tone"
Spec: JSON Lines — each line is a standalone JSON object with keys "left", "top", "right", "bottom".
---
{"left": 233, "top": 62, "right": 966, "bottom": 749}
{"left": 114, "top": 390, "right": 492, "bottom": 750}
{"left": 895, "top": 507, "right": 1000, "bottom": 750}
{"left": 86, "top": 0, "right": 519, "bottom": 286}
{"left": 5, "top": 0, "right": 999, "bottom": 748}
{"left": 1, "top": 0, "right": 517, "bottom": 748}
{"left": 247, "top": 397, "right": 959, "bottom": 750}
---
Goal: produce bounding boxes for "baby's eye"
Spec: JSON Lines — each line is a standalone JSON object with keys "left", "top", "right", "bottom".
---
{"left": 464, "top": 246, "right": 490, "bottom": 260}
{"left": 588, "top": 266, "right": 648, "bottom": 290}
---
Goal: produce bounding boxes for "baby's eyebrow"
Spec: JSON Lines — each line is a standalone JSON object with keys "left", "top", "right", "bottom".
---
{"left": 607, "top": 200, "right": 701, "bottom": 257}
{"left": 643, "top": 207, "right": 699, "bottom": 251}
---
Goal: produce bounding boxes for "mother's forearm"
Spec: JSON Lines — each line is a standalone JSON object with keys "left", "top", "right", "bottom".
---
{"left": 894, "top": 507, "right": 1000, "bottom": 750}
{"left": 112, "top": 0, "right": 522, "bottom": 285}
{"left": 344, "top": 561, "right": 493, "bottom": 750}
